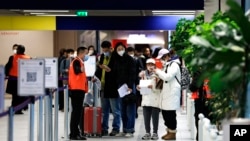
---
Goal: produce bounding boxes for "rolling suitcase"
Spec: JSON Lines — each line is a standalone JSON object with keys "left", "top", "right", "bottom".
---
{"left": 83, "top": 81, "right": 102, "bottom": 137}
{"left": 84, "top": 107, "right": 102, "bottom": 137}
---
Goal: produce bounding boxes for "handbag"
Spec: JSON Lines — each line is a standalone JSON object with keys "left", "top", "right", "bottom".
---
{"left": 122, "top": 93, "right": 137, "bottom": 104}
{"left": 155, "top": 79, "right": 163, "bottom": 90}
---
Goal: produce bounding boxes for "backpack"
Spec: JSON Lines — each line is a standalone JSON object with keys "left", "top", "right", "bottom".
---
{"left": 168, "top": 62, "right": 191, "bottom": 90}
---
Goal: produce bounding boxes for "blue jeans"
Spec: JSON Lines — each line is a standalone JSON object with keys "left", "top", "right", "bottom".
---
{"left": 101, "top": 94, "right": 121, "bottom": 132}
{"left": 121, "top": 97, "right": 136, "bottom": 133}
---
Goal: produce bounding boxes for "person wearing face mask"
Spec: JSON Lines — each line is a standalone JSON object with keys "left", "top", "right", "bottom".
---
{"left": 153, "top": 48, "right": 181, "bottom": 140}
{"left": 68, "top": 47, "right": 88, "bottom": 140}
{"left": 87, "top": 45, "right": 97, "bottom": 56}
{"left": 137, "top": 58, "right": 161, "bottom": 140}
{"left": 126, "top": 46, "right": 144, "bottom": 118}
{"left": 105, "top": 42, "right": 136, "bottom": 137}
{"left": 5, "top": 44, "right": 31, "bottom": 114}
{"left": 59, "top": 48, "right": 75, "bottom": 111}
{"left": 12, "top": 44, "right": 18, "bottom": 54}
{"left": 93, "top": 41, "right": 114, "bottom": 136}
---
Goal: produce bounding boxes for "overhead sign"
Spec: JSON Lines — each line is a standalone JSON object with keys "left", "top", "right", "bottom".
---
{"left": 0, "top": 0, "right": 204, "bottom": 10}
{"left": 76, "top": 11, "right": 88, "bottom": 16}
{"left": 56, "top": 16, "right": 194, "bottom": 30}
{"left": 44, "top": 58, "right": 58, "bottom": 88}
{"left": 18, "top": 59, "right": 45, "bottom": 96}
{"left": 0, "top": 65, "right": 5, "bottom": 112}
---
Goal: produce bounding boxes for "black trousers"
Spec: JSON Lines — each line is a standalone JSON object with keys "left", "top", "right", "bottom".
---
{"left": 70, "top": 90, "right": 85, "bottom": 137}
{"left": 161, "top": 110, "right": 177, "bottom": 130}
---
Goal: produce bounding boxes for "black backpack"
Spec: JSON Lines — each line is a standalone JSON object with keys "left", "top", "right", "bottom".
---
{"left": 168, "top": 62, "right": 191, "bottom": 90}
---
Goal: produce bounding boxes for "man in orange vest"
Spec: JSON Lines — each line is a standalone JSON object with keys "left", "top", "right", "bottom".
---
{"left": 5, "top": 44, "right": 31, "bottom": 114}
{"left": 68, "top": 47, "right": 88, "bottom": 140}
{"left": 189, "top": 70, "right": 212, "bottom": 141}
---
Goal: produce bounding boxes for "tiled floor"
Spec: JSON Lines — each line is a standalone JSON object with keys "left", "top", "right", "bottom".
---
{"left": 0, "top": 97, "right": 196, "bottom": 141}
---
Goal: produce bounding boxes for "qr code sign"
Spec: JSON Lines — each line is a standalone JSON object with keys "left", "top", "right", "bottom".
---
{"left": 27, "top": 72, "right": 37, "bottom": 82}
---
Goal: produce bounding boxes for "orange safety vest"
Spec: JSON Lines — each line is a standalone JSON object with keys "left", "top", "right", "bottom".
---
{"left": 191, "top": 79, "right": 212, "bottom": 99}
{"left": 68, "top": 57, "right": 88, "bottom": 92}
{"left": 9, "top": 54, "right": 30, "bottom": 77}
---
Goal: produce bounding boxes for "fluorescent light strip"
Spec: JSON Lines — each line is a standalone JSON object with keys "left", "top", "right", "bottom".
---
{"left": 23, "top": 10, "right": 69, "bottom": 13}
{"left": 152, "top": 10, "right": 196, "bottom": 13}
{"left": 153, "top": 13, "right": 195, "bottom": 15}
{"left": 36, "top": 14, "right": 77, "bottom": 17}
{"left": 30, "top": 13, "right": 46, "bottom": 15}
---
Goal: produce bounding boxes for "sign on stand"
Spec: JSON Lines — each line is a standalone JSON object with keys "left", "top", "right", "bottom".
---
{"left": 84, "top": 56, "right": 96, "bottom": 77}
{"left": 0, "top": 65, "right": 5, "bottom": 112}
{"left": 44, "top": 58, "right": 58, "bottom": 88}
{"left": 18, "top": 59, "right": 45, "bottom": 96}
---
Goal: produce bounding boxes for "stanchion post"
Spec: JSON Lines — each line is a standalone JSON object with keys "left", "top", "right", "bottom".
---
{"left": 29, "top": 97, "right": 35, "bottom": 141}
{"left": 8, "top": 106, "right": 14, "bottom": 141}
{"left": 48, "top": 91, "right": 53, "bottom": 141}
{"left": 38, "top": 96, "right": 43, "bottom": 141}
{"left": 44, "top": 93, "right": 49, "bottom": 141}
{"left": 64, "top": 85, "right": 69, "bottom": 139}
{"left": 54, "top": 88, "right": 59, "bottom": 141}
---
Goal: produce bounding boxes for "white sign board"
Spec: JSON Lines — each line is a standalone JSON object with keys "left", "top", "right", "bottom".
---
{"left": 84, "top": 56, "right": 96, "bottom": 77}
{"left": 44, "top": 58, "right": 58, "bottom": 88}
{"left": 0, "top": 65, "right": 5, "bottom": 112}
{"left": 18, "top": 59, "right": 45, "bottom": 96}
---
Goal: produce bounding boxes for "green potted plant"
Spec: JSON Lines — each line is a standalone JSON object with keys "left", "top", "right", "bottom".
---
{"left": 188, "top": 0, "right": 250, "bottom": 127}
{"left": 170, "top": 13, "right": 204, "bottom": 72}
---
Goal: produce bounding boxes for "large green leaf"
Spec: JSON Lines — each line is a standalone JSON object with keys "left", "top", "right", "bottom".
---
{"left": 226, "top": 0, "right": 250, "bottom": 44}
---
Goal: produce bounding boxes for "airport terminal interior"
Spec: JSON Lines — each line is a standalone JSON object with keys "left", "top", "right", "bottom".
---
{"left": 1, "top": 0, "right": 250, "bottom": 141}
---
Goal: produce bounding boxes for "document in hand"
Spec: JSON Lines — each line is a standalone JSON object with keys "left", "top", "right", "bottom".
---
{"left": 139, "top": 80, "right": 152, "bottom": 95}
{"left": 118, "top": 84, "right": 130, "bottom": 98}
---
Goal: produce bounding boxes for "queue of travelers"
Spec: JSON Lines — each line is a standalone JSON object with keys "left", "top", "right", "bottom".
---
{"left": 4, "top": 41, "right": 212, "bottom": 141}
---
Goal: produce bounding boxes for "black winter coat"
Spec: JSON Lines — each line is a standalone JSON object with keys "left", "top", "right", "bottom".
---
{"left": 104, "top": 53, "right": 136, "bottom": 98}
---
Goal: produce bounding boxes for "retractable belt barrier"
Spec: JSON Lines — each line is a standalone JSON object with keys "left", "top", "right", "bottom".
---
{"left": 0, "top": 77, "right": 69, "bottom": 141}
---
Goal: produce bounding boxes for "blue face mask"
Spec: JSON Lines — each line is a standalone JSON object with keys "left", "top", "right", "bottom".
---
{"left": 83, "top": 55, "right": 89, "bottom": 61}
{"left": 104, "top": 52, "right": 110, "bottom": 57}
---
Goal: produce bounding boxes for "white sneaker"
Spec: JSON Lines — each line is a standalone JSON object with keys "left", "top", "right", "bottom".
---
{"left": 115, "top": 132, "right": 126, "bottom": 137}
{"left": 142, "top": 133, "right": 151, "bottom": 140}
{"left": 125, "top": 133, "right": 134, "bottom": 138}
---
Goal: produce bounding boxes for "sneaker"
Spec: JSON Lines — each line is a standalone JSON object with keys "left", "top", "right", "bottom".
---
{"left": 151, "top": 133, "right": 159, "bottom": 140}
{"left": 115, "top": 132, "right": 126, "bottom": 137}
{"left": 141, "top": 133, "right": 151, "bottom": 140}
{"left": 125, "top": 133, "right": 134, "bottom": 137}
{"left": 109, "top": 130, "right": 119, "bottom": 136}
{"left": 102, "top": 130, "right": 109, "bottom": 136}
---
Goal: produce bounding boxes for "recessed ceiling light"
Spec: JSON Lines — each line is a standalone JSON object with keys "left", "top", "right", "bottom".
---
{"left": 36, "top": 14, "right": 76, "bottom": 17}
{"left": 152, "top": 10, "right": 196, "bottom": 13}
{"left": 23, "top": 10, "right": 70, "bottom": 13}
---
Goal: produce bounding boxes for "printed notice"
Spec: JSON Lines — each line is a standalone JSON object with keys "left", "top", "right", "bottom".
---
{"left": 84, "top": 56, "right": 96, "bottom": 77}
{"left": 18, "top": 59, "right": 45, "bottom": 96}
{"left": 118, "top": 83, "right": 130, "bottom": 98}
{"left": 44, "top": 58, "right": 58, "bottom": 88}
{"left": 0, "top": 65, "right": 5, "bottom": 112}
{"left": 139, "top": 80, "right": 152, "bottom": 95}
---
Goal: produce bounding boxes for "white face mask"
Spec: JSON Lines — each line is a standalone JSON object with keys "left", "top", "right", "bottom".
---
{"left": 129, "top": 54, "right": 134, "bottom": 57}
{"left": 117, "top": 50, "right": 125, "bottom": 56}
{"left": 70, "top": 54, "right": 74, "bottom": 58}
{"left": 73, "top": 52, "right": 77, "bottom": 58}
{"left": 88, "top": 50, "right": 94, "bottom": 55}
{"left": 13, "top": 49, "right": 17, "bottom": 54}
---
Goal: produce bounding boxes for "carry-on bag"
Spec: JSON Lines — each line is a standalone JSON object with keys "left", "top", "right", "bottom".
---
{"left": 83, "top": 81, "right": 102, "bottom": 137}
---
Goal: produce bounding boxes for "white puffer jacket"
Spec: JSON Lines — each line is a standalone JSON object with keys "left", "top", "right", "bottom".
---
{"left": 139, "top": 70, "right": 161, "bottom": 108}
{"left": 155, "top": 59, "right": 181, "bottom": 111}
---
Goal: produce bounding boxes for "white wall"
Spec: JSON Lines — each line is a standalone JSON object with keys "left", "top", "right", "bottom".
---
{"left": 0, "top": 31, "right": 54, "bottom": 65}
